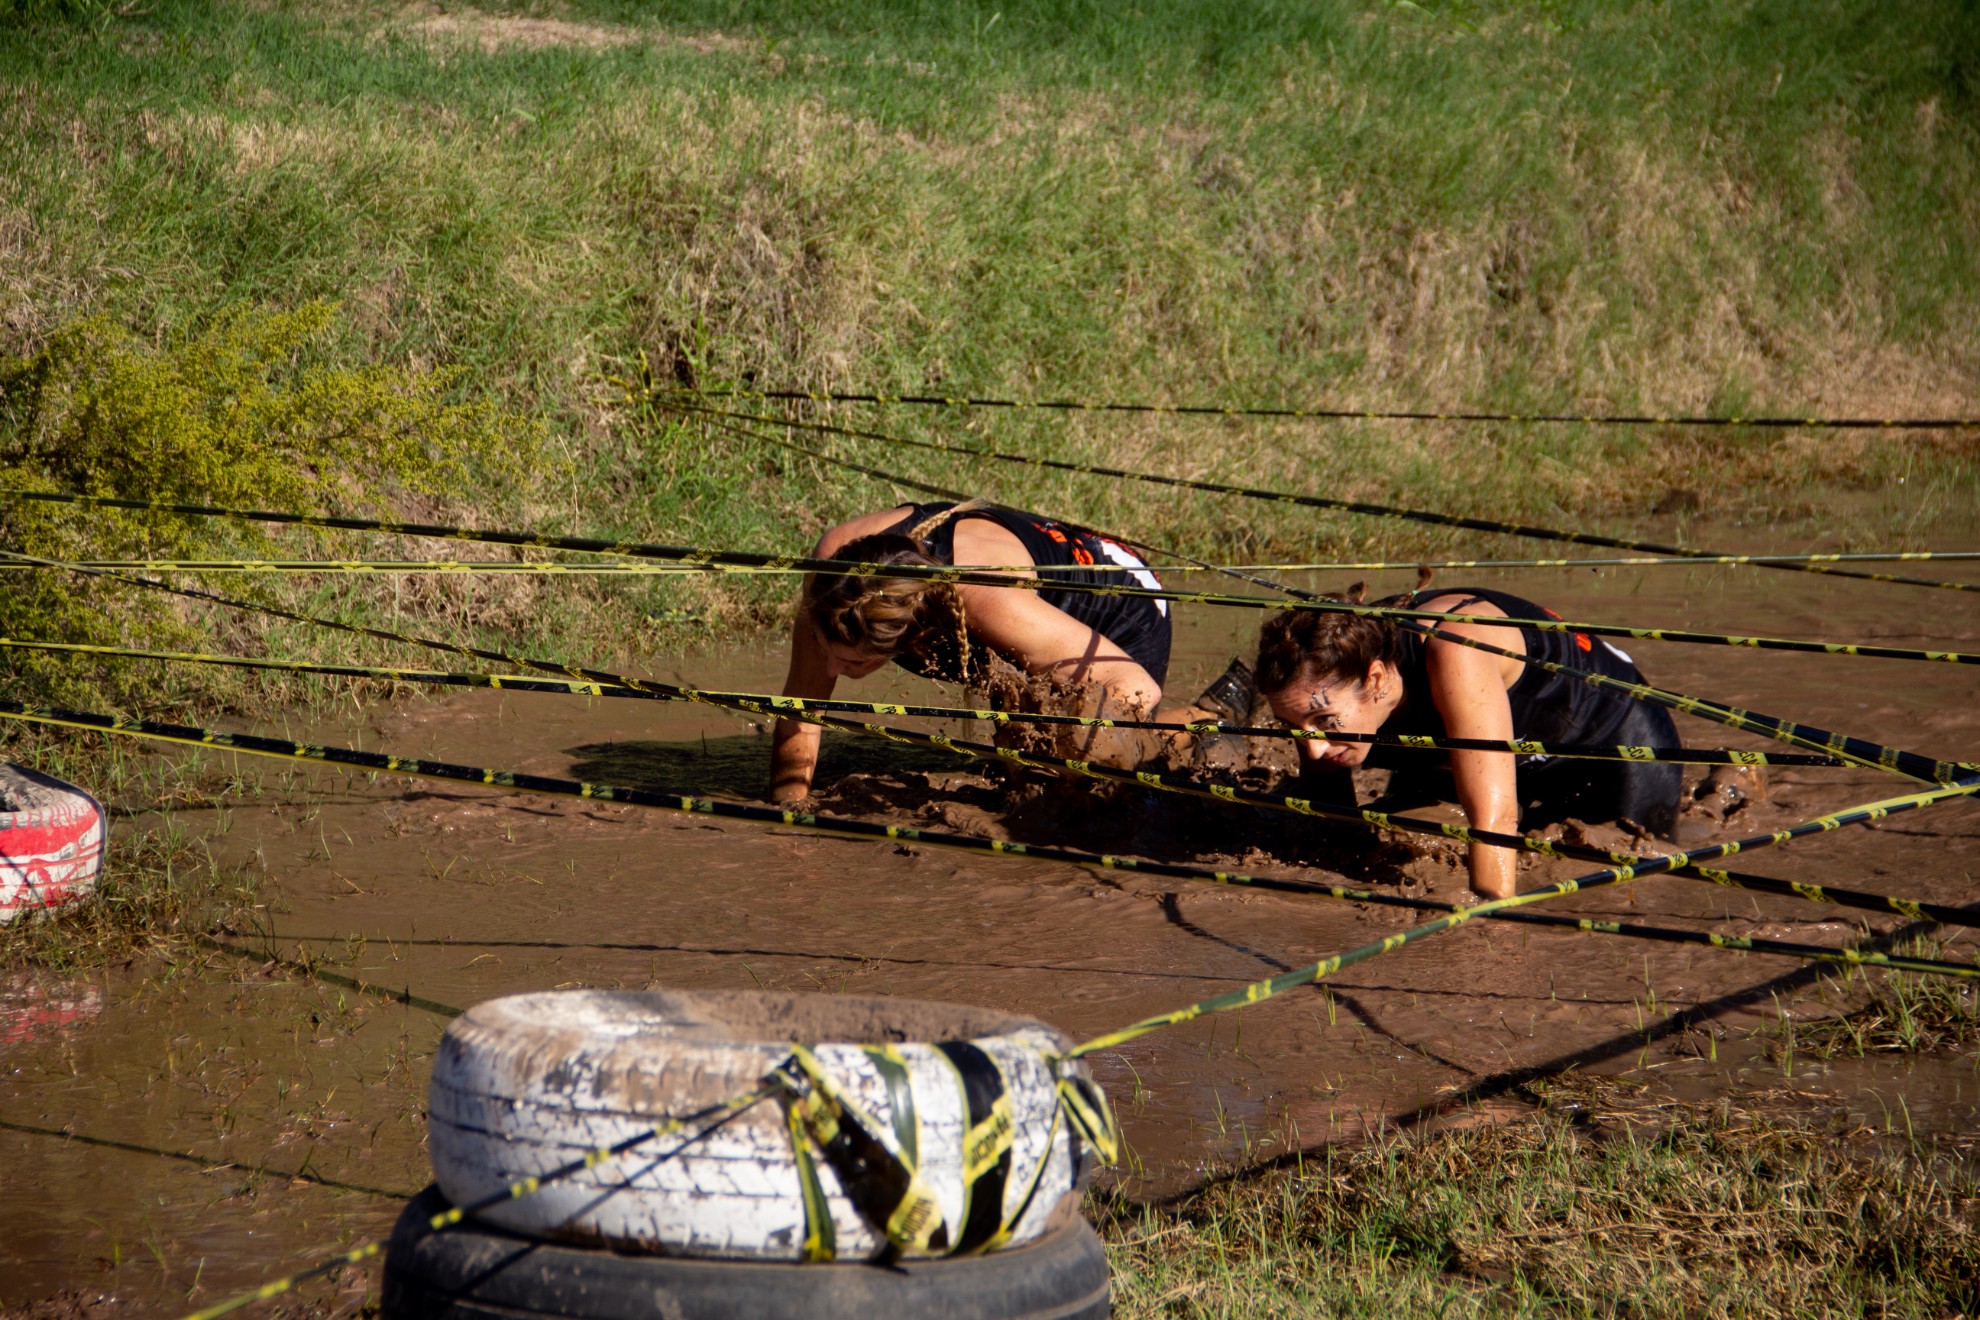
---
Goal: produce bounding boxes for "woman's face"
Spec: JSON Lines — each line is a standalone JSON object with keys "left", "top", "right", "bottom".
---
{"left": 818, "top": 631, "right": 892, "bottom": 679}
{"left": 1265, "top": 662, "right": 1397, "bottom": 768}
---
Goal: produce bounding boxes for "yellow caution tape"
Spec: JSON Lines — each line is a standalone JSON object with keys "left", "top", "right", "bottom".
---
{"left": 0, "top": 633, "right": 1853, "bottom": 770}
{"left": 1063, "top": 775, "right": 1980, "bottom": 1059}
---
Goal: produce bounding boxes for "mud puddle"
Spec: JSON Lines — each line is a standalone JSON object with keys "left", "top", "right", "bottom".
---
{"left": 4, "top": 535, "right": 1979, "bottom": 1311}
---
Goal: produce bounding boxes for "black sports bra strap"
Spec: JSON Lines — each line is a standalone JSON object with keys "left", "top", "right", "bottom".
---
{"left": 1411, "top": 592, "right": 1492, "bottom": 617}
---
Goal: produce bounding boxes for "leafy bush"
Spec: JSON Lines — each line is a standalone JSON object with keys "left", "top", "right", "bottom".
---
{"left": 0, "top": 301, "right": 539, "bottom": 710}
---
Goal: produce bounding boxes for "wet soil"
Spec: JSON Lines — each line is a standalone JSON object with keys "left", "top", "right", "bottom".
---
{"left": 4, "top": 530, "right": 1979, "bottom": 1313}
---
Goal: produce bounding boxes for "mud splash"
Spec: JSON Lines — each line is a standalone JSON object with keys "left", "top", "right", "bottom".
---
{"left": 3, "top": 538, "right": 1978, "bottom": 1312}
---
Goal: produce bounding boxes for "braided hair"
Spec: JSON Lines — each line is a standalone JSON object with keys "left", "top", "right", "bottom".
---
{"left": 802, "top": 502, "right": 984, "bottom": 682}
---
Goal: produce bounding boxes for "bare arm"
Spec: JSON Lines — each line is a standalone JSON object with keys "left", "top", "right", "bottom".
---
{"left": 1421, "top": 607, "right": 1527, "bottom": 899}
{"left": 769, "top": 610, "right": 833, "bottom": 804}
{"left": 767, "top": 512, "right": 913, "bottom": 804}
{"left": 964, "top": 584, "right": 1164, "bottom": 711}
{"left": 949, "top": 520, "right": 1164, "bottom": 712}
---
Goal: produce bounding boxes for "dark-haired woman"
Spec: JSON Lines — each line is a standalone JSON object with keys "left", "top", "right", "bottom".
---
{"left": 1256, "top": 587, "right": 1681, "bottom": 899}
{"left": 771, "top": 502, "right": 1232, "bottom": 803}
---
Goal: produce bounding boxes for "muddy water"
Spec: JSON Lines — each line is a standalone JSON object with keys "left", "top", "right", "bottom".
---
{"left": 4, "top": 540, "right": 1980, "bottom": 1312}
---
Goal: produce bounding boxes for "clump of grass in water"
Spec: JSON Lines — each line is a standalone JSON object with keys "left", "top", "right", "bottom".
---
{"left": 1097, "top": 1076, "right": 1980, "bottom": 1316}
{"left": 1768, "top": 940, "right": 1980, "bottom": 1062}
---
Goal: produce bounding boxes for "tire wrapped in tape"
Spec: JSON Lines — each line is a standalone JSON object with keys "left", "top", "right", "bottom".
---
{"left": 427, "top": 988, "right": 1102, "bottom": 1261}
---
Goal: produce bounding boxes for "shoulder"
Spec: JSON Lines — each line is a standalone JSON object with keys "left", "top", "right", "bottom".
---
{"left": 1417, "top": 592, "right": 1506, "bottom": 620}
{"left": 949, "top": 514, "right": 1035, "bottom": 569}
{"left": 812, "top": 506, "right": 915, "bottom": 557}
{"left": 1415, "top": 592, "right": 1526, "bottom": 677}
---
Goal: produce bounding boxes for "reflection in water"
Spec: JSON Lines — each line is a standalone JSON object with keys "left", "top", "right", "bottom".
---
{"left": 0, "top": 976, "right": 102, "bottom": 1051}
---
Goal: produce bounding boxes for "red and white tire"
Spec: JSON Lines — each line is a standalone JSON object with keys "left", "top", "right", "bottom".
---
{"left": 0, "top": 764, "right": 106, "bottom": 925}
{"left": 427, "top": 989, "right": 1094, "bottom": 1261}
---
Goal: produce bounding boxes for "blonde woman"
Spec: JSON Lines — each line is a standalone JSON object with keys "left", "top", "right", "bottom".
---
{"left": 770, "top": 501, "right": 1242, "bottom": 803}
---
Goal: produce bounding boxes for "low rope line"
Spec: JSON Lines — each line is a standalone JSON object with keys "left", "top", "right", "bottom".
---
{"left": 18, "top": 533, "right": 1934, "bottom": 789}
{"left": 2, "top": 698, "right": 1969, "bottom": 965}
{"left": 1319, "top": 895, "right": 1980, "bottom": 972}
{"left": 653, "top": 397, "right": 1980, "bottom": 595}
{"left": 21, "top": 541, "right": 1960, "bottom": 867}
{"left": 1063, "top": 774, "right": 1980, "bottom": 1059}
{"left": 181, "top": 1084, "right": 776, "bottom": 1320}
{"left": 26, "top": 534, "right": 1974, "bottom": 955}
{"left": 0, "top": 634, "right": 1849, "bottom": 769}
{"left": 653, "top": 382, "right": 1980, "bottom": 432}
{"left": 19, "top": 538, "right": 1965, "bottom": 922}
{"left": 9, "top": 631, "right": 1956, "bottom": 919}
{"left": 10, "top": 537, "right": 1949, "bottom": 869}
{"left": 15, "top": 487, "right": 1980, "bottom": 652}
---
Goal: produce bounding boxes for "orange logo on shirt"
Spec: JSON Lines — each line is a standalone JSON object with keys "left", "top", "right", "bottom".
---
{"left": 1538, "top": 604, "right": 1591, "bottom": 650}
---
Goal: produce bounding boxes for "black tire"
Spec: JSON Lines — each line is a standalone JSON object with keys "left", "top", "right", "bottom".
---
{"left": 382, "top": 1186, "right": 1111, "bottom": 1320}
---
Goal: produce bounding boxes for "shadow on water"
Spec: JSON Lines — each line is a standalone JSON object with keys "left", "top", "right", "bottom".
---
{"left": 565, "top": 732, "right": 1419, "bottom": 887}
{"left": 565, "top": 731, "right": 967, "bottom": 798}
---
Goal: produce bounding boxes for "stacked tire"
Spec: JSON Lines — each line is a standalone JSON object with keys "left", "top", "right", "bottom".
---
{"left": 384, "top": 989, "right": 1111, "bottom": 1319}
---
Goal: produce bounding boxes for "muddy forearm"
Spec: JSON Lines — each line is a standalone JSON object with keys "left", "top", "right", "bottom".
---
{"left": 1055, "top": 681, "right": 1167, "bottom": 768}
{"left": 769, "top": 719, "right": 823, "bottom": 804}
{"left": 1452, "top": 750, "right": 1521, "bottom": 899}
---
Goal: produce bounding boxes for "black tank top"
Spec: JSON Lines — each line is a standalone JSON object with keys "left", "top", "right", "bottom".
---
{"left": 880, "top": 503, "right": 1172, "bottom": 687}
{"left": 1370, "top": 586, "right": 1649, "bottom": 757}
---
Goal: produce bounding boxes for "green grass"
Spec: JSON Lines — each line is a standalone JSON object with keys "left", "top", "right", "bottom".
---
{"left": 2, "top": 0, "right": 1977, "bottom": 701}
{"left": 1100, "top": 1074, "right": 1980, "bottom": 1317}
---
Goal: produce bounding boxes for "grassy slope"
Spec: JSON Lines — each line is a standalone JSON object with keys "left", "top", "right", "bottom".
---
{"left": 2, "top": 0, "right": 1977, "bottom": 639}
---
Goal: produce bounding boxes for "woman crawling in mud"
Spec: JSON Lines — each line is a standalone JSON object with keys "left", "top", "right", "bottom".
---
{"left": 1257, "top": 585, "right": 1682, "bottom": 900}
{"left": 770, "top": 500, "right": 1237, "bottom": 803}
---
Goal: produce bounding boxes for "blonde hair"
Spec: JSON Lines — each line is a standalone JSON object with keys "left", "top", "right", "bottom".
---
{"left": 804, "top": 502, "right": 987, "bottom": 681}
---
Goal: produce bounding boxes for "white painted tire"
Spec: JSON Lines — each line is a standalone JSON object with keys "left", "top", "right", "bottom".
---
{"left": 428, "top": 989, "right": 1096, "bottom": 1261}
{"left": 0, "top": 764, "right": 106, "bottom": 925}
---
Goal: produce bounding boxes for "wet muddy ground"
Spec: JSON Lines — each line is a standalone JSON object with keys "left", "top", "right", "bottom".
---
{"left": 4, "top": 542, "right": 1979, "bottom": 1313}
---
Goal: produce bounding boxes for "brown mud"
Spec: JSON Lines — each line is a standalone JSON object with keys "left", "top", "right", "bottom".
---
{"left": 4, "top": 531, "right": 1979, "bottom": 1313}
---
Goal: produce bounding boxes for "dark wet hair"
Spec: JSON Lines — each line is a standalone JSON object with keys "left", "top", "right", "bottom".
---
{"left": 1255, "top": 582, "right": 1404, "bottom": 696}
